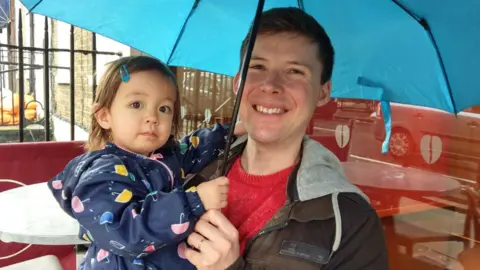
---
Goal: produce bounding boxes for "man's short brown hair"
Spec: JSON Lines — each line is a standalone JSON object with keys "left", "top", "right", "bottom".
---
{"left": 241, "top": 7, "right": 335, "bottom": 84}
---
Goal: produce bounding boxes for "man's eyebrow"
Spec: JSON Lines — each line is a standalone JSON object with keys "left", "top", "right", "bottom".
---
{"left": 251, "top": 56, "right": 312, "bottom": 69}
{"left": 250, "top": 56, "right": 267, "bottom": 61}
{"left": 287, "top": 60, "right": 313, "bottom": 70}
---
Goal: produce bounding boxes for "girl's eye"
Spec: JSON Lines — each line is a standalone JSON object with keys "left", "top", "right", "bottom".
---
{"left": 129, "top": 101, "right": 142, "bottom": 109}
{"left": 159, "top": 106, "right": 172, "bottom": 113}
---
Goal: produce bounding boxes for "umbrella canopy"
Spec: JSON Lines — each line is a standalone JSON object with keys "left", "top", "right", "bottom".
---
{"left": 0, "top": 0, "right": 10, "bottom": 30}
{"left": 21, "top": 0, "right": 480, "bottom": 114}
{"left": 21, "top": 0, "right": 480, "bottom": 157}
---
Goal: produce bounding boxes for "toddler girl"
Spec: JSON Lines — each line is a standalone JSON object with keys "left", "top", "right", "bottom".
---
{"left": 49, "top": 56, "right": 235, "bottom": 269}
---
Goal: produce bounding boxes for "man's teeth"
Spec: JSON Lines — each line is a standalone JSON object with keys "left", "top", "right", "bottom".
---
{"left": 255, "top": 105, "right": 285, "bottom": 114}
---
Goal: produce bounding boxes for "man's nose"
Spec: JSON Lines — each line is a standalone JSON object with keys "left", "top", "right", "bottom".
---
{"left": 260, "top": 71, "right": 283, "bottom": 94}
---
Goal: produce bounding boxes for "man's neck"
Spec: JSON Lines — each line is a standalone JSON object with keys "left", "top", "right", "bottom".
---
{"left": 240, "top": 135, "right": 303, "bottom": 175}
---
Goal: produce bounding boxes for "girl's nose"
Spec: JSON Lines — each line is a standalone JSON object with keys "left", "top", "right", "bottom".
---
{"left": 145, "top": 113, "right": 159, "bottom": 125}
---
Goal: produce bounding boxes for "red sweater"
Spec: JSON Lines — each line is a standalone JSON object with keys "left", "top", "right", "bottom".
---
{"left": 222, "top": 158, "right": 294, "bottom": 254}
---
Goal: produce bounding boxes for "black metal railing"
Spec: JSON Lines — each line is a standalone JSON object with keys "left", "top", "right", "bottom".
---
{"left": 0, "top": 9, "right": 122, "bottom": 142}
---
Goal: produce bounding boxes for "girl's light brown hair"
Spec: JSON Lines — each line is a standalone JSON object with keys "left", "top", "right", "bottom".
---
{"left": 85, "top": 56, "right": 181, "bottom": 151}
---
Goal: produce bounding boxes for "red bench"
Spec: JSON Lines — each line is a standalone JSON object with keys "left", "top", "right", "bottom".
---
{"left": 0, "top": 141, "right": 85, "bottom": 269}
{"left": 0, "top": 126, "right": 351, "bottom": 269}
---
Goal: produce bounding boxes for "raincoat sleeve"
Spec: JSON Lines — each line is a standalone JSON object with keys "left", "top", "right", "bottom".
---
{"left": 177, "top": 123, "right": 230, "bottom": 174}
{"left": 68, "top": 155, "right": 205, "bottom": 258}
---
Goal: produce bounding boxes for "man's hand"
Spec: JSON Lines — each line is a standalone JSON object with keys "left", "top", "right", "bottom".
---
{"left": 185, "top": 210, "right": 240, "bottom": 269}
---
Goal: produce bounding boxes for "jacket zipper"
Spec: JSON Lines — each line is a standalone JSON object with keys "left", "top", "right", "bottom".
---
{"left": 243, "top": 221, "right": 289, "bottom": 255}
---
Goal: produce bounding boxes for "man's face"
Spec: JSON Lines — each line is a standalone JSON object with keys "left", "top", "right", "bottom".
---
{"left": 235, "top": 33, "right": 331, "bottom": 146}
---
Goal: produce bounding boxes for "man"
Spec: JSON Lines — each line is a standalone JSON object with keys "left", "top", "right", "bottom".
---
{"left": 184, "top": 7, "right": 389, "bottom": 270}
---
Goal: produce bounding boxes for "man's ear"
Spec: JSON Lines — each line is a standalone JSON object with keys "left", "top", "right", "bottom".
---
{"left": 93, "top": 104, "right": 111, "bottom": 130}
{"left": 233, "top": 73, "right": 240, "bottom": 95}
{"left": 317, "top": 81, "right": 332, "bottom": 107}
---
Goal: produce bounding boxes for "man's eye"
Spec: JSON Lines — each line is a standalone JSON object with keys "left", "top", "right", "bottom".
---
{"left": 249, "top": 64, "right": 265, "bottom": 70}
{"left": 129, "top": 101, "right": 142, "bottom": 109}
{"left": 159, "top": 106, "right": 172, "bottom": 113}
{"left": 288, "top": 69, "right": 304, "bottom": 75}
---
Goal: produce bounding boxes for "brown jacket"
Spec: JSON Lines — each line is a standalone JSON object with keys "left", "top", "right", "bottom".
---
{"left": 185, "top": 136, "right": 389, "bottom": 270}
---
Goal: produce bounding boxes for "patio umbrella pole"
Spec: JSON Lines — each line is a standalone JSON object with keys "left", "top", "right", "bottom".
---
{"left": 221, "top": 0, "right": 265, "bottom": 175}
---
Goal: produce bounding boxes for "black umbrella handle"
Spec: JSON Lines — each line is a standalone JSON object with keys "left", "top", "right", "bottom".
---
{"left": 221, "top": 0, "right": 265, "bottom": 176}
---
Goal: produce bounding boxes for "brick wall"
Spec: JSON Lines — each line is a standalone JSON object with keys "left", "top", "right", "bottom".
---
{"left": 51, "top": 22, "right": 94, "bottom": 131}
{"left": 48, "top": 24, "right": 235, "bottom": 138}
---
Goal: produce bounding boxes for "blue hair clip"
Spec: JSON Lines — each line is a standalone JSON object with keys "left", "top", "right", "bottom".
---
{"left": 120, "top": 64, "right": 130, "bottom": 82}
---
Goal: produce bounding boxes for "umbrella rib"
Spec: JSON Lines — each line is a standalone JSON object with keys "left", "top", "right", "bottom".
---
{"left": 167, "top": 0, "right": 201, "bottom": 64}
{"left": 297, "top": 0, "right": 304, "bottom": 10}
{"left": 424, "top": 27, "right": 457, "bottom": 114}
{"left": 26, "top": 0, "right": 44, "bottom": 15}
{"left": 391, "top": 0, "right": 457, "bottom": 114}
{"left": 0, "top": 5, "right": 9, "bottom": 21}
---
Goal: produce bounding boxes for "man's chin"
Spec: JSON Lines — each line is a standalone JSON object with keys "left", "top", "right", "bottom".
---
{"left": 246, "top": 123, "right": 308, "bottom": 147}
{"left": 247, "top": 130, "right": 284, "bottom": 145}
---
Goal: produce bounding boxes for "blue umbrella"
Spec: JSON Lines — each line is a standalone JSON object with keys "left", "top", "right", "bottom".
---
{"left": 0, "top": 0, "right": 10, "bottom": 30}
{"left": 21, "top": 0, "right": 480, "bottom": 154}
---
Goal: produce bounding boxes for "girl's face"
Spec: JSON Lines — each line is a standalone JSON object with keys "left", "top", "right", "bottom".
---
{"left": 95, "top": 70, "right": 177, "bottom": 156}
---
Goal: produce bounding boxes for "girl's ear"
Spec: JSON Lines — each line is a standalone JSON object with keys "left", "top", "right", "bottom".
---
{"left": 93, "top": 104, "right": 111, "bottom": 130}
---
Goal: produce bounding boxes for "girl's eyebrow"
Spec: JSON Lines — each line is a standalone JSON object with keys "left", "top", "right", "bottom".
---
{"left": 125, "top": 91, "right": 175, "bottom": 103}
{"left": 125, "top": 91, "right": 148, "bottom": 97}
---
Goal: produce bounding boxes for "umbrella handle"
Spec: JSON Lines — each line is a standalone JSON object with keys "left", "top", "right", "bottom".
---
{"left": 220, "top": 0, "right": 266, "bottom": 175}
